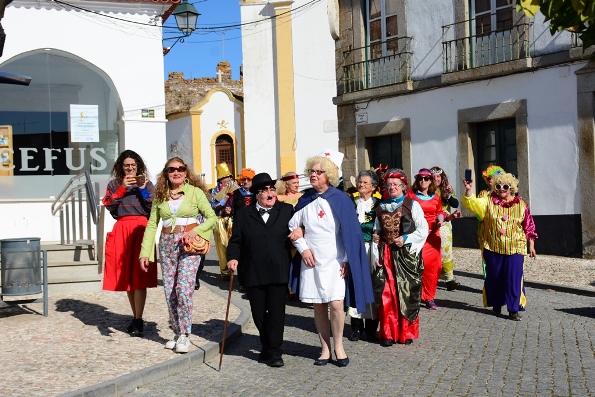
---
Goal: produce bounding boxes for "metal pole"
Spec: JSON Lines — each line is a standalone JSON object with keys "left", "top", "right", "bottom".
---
{"left": 42, "top": 250, "right": 48, "bottom": 317}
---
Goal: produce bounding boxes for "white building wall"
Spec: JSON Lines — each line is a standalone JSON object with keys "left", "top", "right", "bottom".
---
{"left": 241, "top": 0, "right": 338, "bottom": 178}
{"left": 0, "top": 0, "right": 168, "bottom": 241}
{"left": 292, "top": 0, "right": 339, "bottom": 169}
{"left": 166, "top": 116, "right": 193, "bottom": 168}
{"left": 240, "top": 2, "right": 279, "bottom": 175}
{"left": 356, "top": 64, "right": 583, "bottom": 216}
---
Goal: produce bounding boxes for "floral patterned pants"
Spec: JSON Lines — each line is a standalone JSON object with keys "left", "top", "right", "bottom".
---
{"left": 159, "top": 233, "right": 202, "bottom": 336}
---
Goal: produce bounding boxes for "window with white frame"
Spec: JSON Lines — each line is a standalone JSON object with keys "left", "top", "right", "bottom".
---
{"left": 471, "top": 0, "right": 514, "bottom": 65}
{"left": 368, "top": 0, "right": 399, "bottom": 59}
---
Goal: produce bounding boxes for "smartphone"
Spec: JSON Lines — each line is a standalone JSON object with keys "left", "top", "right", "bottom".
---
{"left": 464, "top": 169, "right": 472, "bottom": 183}
{"left": 134, "top": 175, "right": 146, "bottom": 185}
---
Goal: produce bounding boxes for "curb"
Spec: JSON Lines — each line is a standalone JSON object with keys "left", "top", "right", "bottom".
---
{"left": 454, "top": 270, "right": 595, "bottom": 298}
{"left": 59, "top": 281, "right": 253, "bottom": 397}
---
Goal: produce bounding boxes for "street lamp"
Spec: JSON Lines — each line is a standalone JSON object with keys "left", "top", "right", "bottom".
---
{"left": 163, "top": 0, "right": 200, "bottom": 55}
{"left": 173, "top": 0, "right": 200, "bottom": 35}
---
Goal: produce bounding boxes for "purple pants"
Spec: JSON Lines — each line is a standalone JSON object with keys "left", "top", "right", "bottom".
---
{"left": 483, "top": 249, "right": 526, "bottom": 312}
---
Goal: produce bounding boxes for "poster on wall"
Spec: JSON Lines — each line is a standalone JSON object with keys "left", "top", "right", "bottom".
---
{"left": 70, "top": 104, "right": 99, "bottom": 142}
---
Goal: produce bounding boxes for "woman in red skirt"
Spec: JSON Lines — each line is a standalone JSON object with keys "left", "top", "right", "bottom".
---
{"left": 407, "top": 168, "right": 460, "bottom": 310}
{"left": 102, "top": 150, "right": 156, "bottom": 337}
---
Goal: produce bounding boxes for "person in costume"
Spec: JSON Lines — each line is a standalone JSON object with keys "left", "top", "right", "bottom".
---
{"left": 462, "top": 172, "right": 537, "bottom": 321}
{"left": 430, "top": 166, "right": 463, "bottom": 291}
{"left": 225, "top": 168, "right": 256, "bottom": 216}
{"left": 347, "top": 170, "right": 382, "bottom": 342}
{"left": 478, "top": 165, "right": 506, "bottom": 278}
{"left": 407, "top": 168, "right": 460, "bottom": 310}
{"left": 209, "top": 162, "right": 237, "bottom": 280}
{"left": 102, "top": 150, "right": 156, "bottom": 337}
{"left": 226, "top": 173, "right": 294, "bottom": 368}
{"left": 276, "top": 171, "right": 303, "bottom": 299}
{"left": 140, "top": 157, "right": 216, "bottom": 353}
{"left": 276, "top": 171, "right": 303, "bottom": 206}
{"left": 373, "top": 169, "right": 428, "bottom": 346}
{"left": 288, "top": 152, "right": 374, "bottom": 367}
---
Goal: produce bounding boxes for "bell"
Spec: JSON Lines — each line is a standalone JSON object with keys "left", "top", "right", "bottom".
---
{"left": 216, "top": 162, "right": 233, "bottom": 181}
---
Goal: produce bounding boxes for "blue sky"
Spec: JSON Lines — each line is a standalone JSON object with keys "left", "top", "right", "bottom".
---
{"left": 163, "top": 0, "right": 243, "bottom": 81}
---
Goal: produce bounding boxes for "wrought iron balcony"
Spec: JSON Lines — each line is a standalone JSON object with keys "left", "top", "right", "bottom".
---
{"left": 342, "top": 37, "right": 412, "bottom": 94}
{"left": 442, "top": 17, "right": 532, "bottom": 73}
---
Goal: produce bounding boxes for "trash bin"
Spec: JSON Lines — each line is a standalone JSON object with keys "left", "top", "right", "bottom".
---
{"left": 0, "top": 238, "right": 42, "bottom": 296}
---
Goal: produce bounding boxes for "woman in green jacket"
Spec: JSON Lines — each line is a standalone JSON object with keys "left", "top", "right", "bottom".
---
{"left": 140, "top": 157, "right": 216, "bottom": 354}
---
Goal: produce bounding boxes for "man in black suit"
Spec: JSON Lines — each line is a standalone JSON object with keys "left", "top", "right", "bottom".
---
{"left": 227, "top": 172, "right": 294, "bottom": 368}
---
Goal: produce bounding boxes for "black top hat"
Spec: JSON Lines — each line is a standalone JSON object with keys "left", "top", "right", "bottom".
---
{"left": 249, "top": 173, "right": 278, "bottom": 194}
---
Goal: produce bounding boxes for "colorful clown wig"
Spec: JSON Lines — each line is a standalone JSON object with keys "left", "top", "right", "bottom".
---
{"left": 482, "top": 165, "right": 505, "bottom": 183}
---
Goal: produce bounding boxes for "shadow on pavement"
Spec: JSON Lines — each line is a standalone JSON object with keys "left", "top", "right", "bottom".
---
{"left": 55, "top": 298, "right": 167, "bottom": 344}
{"left": 556, "top": 306, "right": 595, "bottom": 319}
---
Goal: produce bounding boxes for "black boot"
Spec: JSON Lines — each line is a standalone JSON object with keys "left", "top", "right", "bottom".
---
{"left": 195, "top": 260, "right": 205, "bottom": 290}
{"left": 364, "top": 319, "right": 379, "bottom": 342}
{"left": 130, "top": 318, "right": 144, "bottom": 337}
{"left": 348, "top": 318, "right": 364, "bottom": 341}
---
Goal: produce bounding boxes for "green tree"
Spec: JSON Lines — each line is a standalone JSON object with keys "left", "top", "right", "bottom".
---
{"left": 517, "top": 0, "right": 595, "bottom": 49}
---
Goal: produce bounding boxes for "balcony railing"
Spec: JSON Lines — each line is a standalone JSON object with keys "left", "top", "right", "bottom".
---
{"left": 342, "top": 37, "right": 412, "bottom": 94}
{"left": 442, "top": 17, "right": 532, "bottom": 73}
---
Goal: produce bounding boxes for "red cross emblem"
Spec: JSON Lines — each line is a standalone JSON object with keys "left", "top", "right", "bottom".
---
{"left": 318, "top": 210, "right": 325, "bottom": 218}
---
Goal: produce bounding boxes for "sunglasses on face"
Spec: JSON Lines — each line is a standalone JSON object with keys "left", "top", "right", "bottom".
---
{"left": 495, "top": 184, "right": 510, "bottom": 191}
{"left": 417, "top": 176, "right": 432, "bottom": 182}
{"left": 258, "top": 186, "right": 276, "bottom": 194}
{"left": 167, "top": 166, "right": 187, "bottom": 174}
{"left": 307, "top": 169, "right": 326, "bottom": 175}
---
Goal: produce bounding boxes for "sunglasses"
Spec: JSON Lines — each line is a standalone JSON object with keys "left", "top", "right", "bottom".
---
{"left": 495, "top": 184, "right": 510, "bottom": 190}
{"left": 417, "top": 176, "right": 432, "bottom": 181}
{"left": 167, "top": 166, "right": 187, "bottom": 173}
{"left": 307, "top": 169, "right": 326, "bottom": 175}
{"left": 258, "top": 186, "right": 276, "bottom": 193}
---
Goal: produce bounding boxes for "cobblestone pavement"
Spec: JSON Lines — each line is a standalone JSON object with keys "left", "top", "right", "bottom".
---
{"left": 0, "top": 251, "right": 240, "bottom": 397}
{"left": 124, "top": 256, "right": 595, "bottom": 397}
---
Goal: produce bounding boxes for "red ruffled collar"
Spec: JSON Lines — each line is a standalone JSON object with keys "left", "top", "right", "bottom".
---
{"left": 490, "top": 191, "right": 522, "bottom": 208}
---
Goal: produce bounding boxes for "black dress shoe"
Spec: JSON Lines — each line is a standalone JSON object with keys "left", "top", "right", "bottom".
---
{"left": 493, "top": 306, "right": 502, "bottom": 315}
{"left": 267, "top": 357, "right": 284, "bottom": 367}
{"left": 509, "top": 312, "right": 521, "bottom": 321}
{"left": 314, "top": 357, "right": 330, "bottom": 366}
{"left": 446, "top": 280, "right": 461, "bottom": 291}
{"left": 125, "top": 319, "right": 135, "bottom": 333}
{"left": 348, "top": 329, "right": 362, "bottom": 341}
{"left": 404, "top": 339, "right": 413, "bottom": 345}
{"left": 334, "top": 350, "right": 349, "bottom": 367}
{"left": 258, "top": 352, "right": 271, "bottom": 363}
{"left": 380, "top": 339, "right": 395, "bottom": 347}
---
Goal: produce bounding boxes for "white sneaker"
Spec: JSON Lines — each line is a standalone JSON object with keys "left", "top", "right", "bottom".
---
{"left": 165, "top": 336, "right": 178, "bottom": 350}
{"left": 175, "top": 334, "right": 190, "bottom": 353}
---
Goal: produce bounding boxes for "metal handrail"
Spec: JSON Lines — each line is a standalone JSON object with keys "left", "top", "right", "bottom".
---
{"left": 442, "top": 15, "right": 532, "bottom": 73}
{"left": 341, "top": 37, "right": 413, "bottom": 93}
{"left": 51, "top": 170, "right": 100, "bottom": 245}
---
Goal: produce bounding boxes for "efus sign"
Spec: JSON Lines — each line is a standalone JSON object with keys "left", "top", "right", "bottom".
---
{"left": 0, "top": 147, "right": 108, "bottom": 172}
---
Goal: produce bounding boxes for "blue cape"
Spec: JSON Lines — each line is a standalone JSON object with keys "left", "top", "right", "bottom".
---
{"left": 290, "top": 186, "right": 375, "bottom": 313}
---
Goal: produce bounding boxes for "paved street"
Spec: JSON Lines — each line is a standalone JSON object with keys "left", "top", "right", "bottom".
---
{"left": 124, "top": 260, "right": 595, "bottom": 397}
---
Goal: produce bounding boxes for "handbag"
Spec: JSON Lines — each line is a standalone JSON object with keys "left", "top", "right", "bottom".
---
{"left": 183, "top": 234, "right": 211, "bottom": 255}
{"left": 182, "top": 186, "right": 211, "bottom": 255}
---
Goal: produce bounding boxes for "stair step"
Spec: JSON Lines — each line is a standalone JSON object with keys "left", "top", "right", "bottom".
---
{"left": 42, "top": 244, "right": 96, "bottom": 262}
{"left": 47, "top": 261, "right": 101, "bottom": 279}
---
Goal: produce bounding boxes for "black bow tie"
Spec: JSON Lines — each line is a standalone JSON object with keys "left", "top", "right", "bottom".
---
{"left": 258, "top": 208, "right": 271, "bottom": 215}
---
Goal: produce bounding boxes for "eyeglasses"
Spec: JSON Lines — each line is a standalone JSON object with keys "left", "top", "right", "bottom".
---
{"left": 387, "top": 183, "right": 404, "bottom": 188}
{"left": 167, "top": 166, "right": 187, "bottom": 173}
{"left": 417, "top": 176, "right": 432, "bottom": 182}
{"left": 240, "top": 178, "right": 251, "bottom": 183}
{"left": 258, "top": 186, "right": 276, "bottom": 193}
{"left": 307, "top": 169, "right": 326, "bottom": 175}
{"left": 357, "top": 181, "right": 372, "bottom": 185}
{"left": 495, "top": 184, "right": 510, "bottom": 191}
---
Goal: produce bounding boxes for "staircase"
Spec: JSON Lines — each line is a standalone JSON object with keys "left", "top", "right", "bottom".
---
{"left": 42, "top": 240, "right": 102, "bottom": 296}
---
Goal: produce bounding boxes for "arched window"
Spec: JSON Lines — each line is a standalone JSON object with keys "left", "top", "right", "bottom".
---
{"left": 0, "top": 49, "right": 122, "bottom": 199}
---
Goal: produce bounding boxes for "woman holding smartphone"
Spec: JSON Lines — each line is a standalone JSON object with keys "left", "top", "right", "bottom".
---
{"left": 102, "top": 150, "right": 156, "bottom": 337}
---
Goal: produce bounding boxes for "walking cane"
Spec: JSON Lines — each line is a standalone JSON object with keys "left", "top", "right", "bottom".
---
{"left": 219, "top": 272, "right": 234, "bottom": 371}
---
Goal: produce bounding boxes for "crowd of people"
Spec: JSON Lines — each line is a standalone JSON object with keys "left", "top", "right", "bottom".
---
{"left": 101, "top": 148, "right": 538, "bottom": 367}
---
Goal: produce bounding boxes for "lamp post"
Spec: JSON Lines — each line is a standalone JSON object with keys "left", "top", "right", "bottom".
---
{"left": 163, "top": 0, "right": 200, "bottom": 55}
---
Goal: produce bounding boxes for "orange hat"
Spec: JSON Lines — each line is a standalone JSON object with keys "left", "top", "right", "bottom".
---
{"left": 238, "top": 168, "right": 256, "bottom": 180}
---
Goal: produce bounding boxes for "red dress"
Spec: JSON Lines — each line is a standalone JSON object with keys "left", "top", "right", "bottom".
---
{"left": 407, "top": 191, "right": 446, "bottom": 302}
{"left": 102, "top": 180, "right": 157, "bottom": 291}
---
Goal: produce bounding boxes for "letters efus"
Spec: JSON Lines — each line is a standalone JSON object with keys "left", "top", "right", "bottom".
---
{"left": 0, "top": 147, "right": 108, "bottom": 172}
